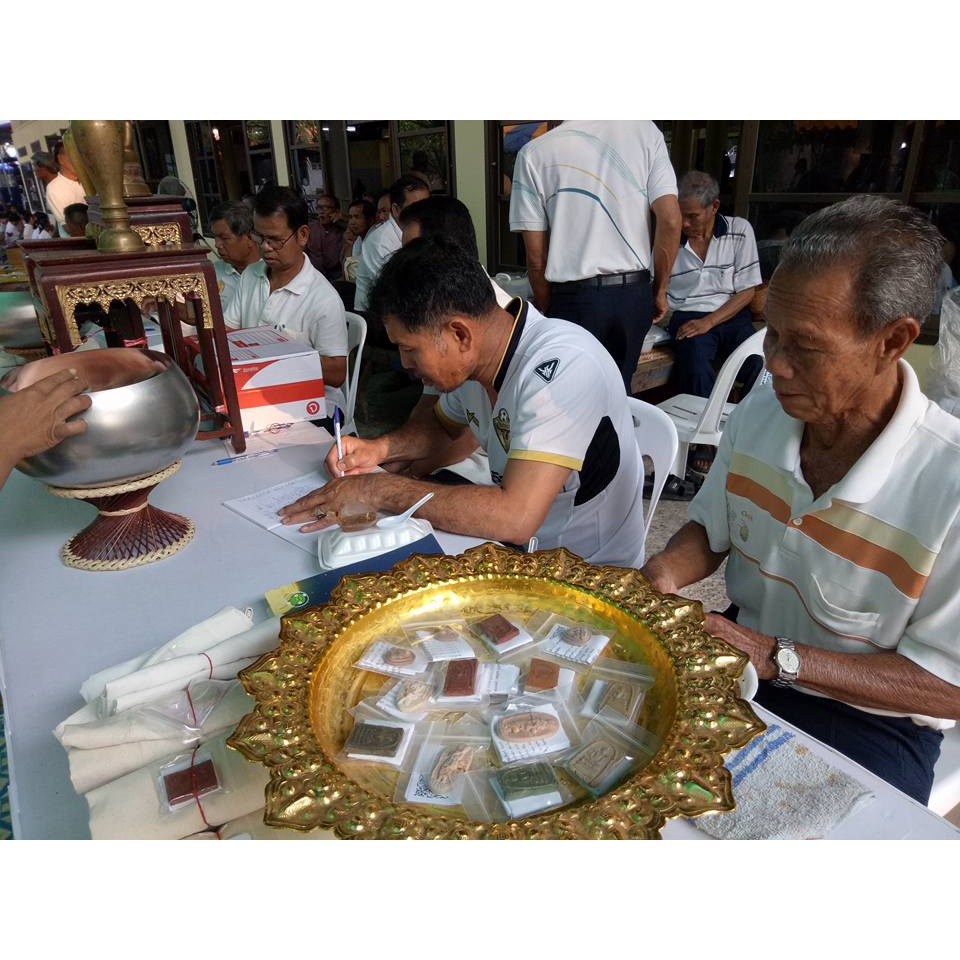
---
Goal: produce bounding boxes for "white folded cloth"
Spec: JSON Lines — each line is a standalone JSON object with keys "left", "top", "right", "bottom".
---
{"left": 695, "top": 722, "right": 875, "bottom": 840}
{"left": 86, "top": 733, "right": 269, "bottom": 840}
{"left": 79, "top": 606, "right": 255, "bottom": 703}
{"left": 182, "top": 808, "right": 338, "bottom": 841}
{"left": 97, "top": 617, "right": 280, "bottom": 716}
{"left": 64, "top": 682, "right": 255, "bottom": 794}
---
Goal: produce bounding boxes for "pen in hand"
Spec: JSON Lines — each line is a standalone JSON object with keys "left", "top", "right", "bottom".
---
{"left": 333, "top": 406, "right": 344, "bottom": 477}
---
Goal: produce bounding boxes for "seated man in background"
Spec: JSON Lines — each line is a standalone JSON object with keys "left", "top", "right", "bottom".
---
{"left": 225, "top": 185, "right": 348, "bottom": 409}
{"left": 341, "top": 198, "right": 376, "bottom": 281}
{"left": 643, "top": 196, "right": 960, "bottom": 804}
{"left": 42, "top": 143, "right": 87, "bottom": 233}
{"left": 279, "top": 237, "right": 649, "bottom": 567}
{"left": 306, "top": 194, "right": 346, "bottom": 282}
{"left": 62, "top": 203, "right": 89, "bottom": 238}
{"left": 210, "top": 200, "right": 262, "bottom": 312}
{"left": 353, "top": 174, "right": 430, "bottom": 312}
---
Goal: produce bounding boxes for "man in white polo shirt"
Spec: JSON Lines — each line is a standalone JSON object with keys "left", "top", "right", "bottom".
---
{"left": 278, "top": 237, "right": 648, "bottom": 567}
{"left": 225, "top": 185, "right": 347, "bottom": 410}
{"left": 509, "top": 120, "right": 682, "bottom": 391}
{"left": 667, "top": 170, "right": 763, "bottom": 402}
{"left": 353, "top": 174, "right": 430, "bottom": 312}
{"left": 209, "top": 200, "right": 262, "bottom": 312}
{"left": 643, "top": 196, "right": 960, "bottom": 803}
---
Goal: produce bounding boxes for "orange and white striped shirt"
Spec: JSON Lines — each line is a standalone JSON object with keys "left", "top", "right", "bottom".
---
{"left": 689, "top": 362, "right": 960, "bottom": 728}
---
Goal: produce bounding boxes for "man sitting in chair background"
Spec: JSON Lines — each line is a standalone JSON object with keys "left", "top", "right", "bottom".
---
{"left": 644, "top": 196, "right": 960, "bottom": 804}
{"left": 666, "top": 171, "right": 763, "bottom": 477}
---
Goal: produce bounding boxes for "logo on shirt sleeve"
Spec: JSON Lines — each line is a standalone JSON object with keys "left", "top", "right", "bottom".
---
{"left": 493, "top": 408, "right": 511, "bottom": 452}
{"left": 534, "top": 358, "right": 560, "bottom": 383}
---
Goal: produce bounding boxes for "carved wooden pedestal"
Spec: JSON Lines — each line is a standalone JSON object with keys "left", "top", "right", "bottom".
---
{"left": 24, "top": 243, "right": 245, "bottom": 452}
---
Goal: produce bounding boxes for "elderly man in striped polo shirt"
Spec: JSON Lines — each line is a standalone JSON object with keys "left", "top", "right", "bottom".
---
{"left": 644, "top": 196, "right": 960, "bottom": 804}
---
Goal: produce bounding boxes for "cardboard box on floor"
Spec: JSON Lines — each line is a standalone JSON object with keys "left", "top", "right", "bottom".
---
{"left": 186, "top": 326, "right": 325, "bottom": 433}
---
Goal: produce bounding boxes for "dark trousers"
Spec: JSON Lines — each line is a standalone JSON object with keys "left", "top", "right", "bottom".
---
{"left": 549, "top": 280, "right": 653, "bottom": 393}
{"left": 754, "top": 682, "right": 943, "bottom": 805}
{"left": 668, "top": 306, "right": 761, "bottom": 398}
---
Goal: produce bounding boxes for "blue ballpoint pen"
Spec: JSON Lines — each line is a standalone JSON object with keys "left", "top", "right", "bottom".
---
{"left": 333, "top": 406, "right": 345, "bottom": 477}
{"left": 212, "top": 449, "right": 281, "bottom": 466}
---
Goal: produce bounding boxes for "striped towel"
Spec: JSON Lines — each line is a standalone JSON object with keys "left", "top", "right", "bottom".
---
{"left": 696, "top": 723, "right": 875, "bottom": 840}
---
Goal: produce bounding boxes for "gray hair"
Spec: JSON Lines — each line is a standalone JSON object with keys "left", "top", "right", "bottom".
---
{"left": 209, "top": 200, "right": 254, "bottom": 238}
{"left": 32, "top": 151, "right": 58, "bottom": 174}
{"left": 678, "top": 170, "right": 719, "bottom": 207}
{"left": 775, "top": 195, "right": 944, "bottom": 333}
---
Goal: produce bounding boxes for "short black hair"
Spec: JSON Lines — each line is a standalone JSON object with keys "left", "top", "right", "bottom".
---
{"left": 369, "top": 236, "right": 496, "bottom": 331}
{"left": 253, "top": 184, "right": 308, "bottom": 231}
{"left": 64, "top": 203, "right": 88, "bottom": 225}
{"left": 210, "top": 200, "right": 254, "bottom": 237}
{"left": 389, "top": 173, "right": 430, "bottom": 208}
{"left": 349, "top": 198, "right": 376, "bottom": 220}
{"left": 32, "top": 151, "right": 58, "bottom": 174}
{"left": 398, "top": 197, "right": 479, "bottom": 261}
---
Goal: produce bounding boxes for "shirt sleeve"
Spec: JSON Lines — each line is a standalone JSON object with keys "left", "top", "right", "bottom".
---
{"left": 506, "top": 350, "right": 610, "bottom": 471}
{"left": 732, "top": 219, "right": 762, "bottom": 292}
{"left": 437, "top": 389, "right": 468, "bottom": 428}
{"left": 508, "top": 144, "right": 548, "bottom": 232}
{"left": 687, "top": 400, "right": 746, "bottom": 553}
{"left": 645, "top": 127, "right": 679, "bottom": 204}
{"left": 897, "top": 514, "right": 960, "bottom": 687}
{"left": 304, "top": 284, "right": 348, "bottom": 356}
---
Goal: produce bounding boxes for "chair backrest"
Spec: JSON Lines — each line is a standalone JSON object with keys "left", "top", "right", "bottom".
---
{"left": 695, "top": 326, "right": 767, "bottom": 439}
{"left": 626, "top": 397, "right": 679, "bottom": 529}
{"left": 342, "top": 311, "right": 367, "bottom": 430}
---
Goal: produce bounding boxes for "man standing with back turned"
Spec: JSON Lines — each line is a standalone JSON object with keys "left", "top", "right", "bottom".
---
{"left": 509, "top": 120, "right": 682, "bottom": 391}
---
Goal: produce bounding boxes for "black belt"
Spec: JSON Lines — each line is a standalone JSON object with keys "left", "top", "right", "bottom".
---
{"left": 552, "top": 270, "right": 650, "bottom": 289}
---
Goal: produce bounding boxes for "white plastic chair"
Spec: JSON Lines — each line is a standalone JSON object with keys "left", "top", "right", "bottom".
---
{"left": 657, "top": 327, "right": 767, "bottom": 478}
{"left": 626, "top": 397, "right": 679, "bottom": 530}
{"left": 341, "top": 311, "right": 367, "bottom": 435}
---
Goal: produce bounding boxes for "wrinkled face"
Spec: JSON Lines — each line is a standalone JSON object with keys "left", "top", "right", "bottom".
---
{"left": 253, "top": 211, "right": 307, "bottom": 272}
{"left": 383, "top": 315, "right": 471, "bottom": 392}
{"left": 680, "top": 198, "right": 720, "bottom": 240}
{"left": 763, "top": 266, "right": 885, "bottom": 424}
{"left": 212, "top": 219, "right": 254, "bottom": 268}
{"left": 317, "top": 197, "right": 340, "bottom": 227}
{"left": 376, "top": 195, "right": 391, "bottom": 223}
{"left": 348, "top": 204, "right": 372, "bottom": 238}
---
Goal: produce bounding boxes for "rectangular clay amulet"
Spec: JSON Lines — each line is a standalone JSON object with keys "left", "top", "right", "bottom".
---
{"left": 525, "top": 657, "right": 560, "bottom": 693}
{"left": 476, "top": 614, "right": 519, "bottom": 645}
{"left": 345, "top": 722, "right": 404, "bottom": 757}
{"left": 443, "top": 657, "right": 479, "bottom": 696}
{"left": 496, "top": 761, "right": 558, "bottom": 802}
{"left": 162, "top": 758, "right": 220, "bottom": 808}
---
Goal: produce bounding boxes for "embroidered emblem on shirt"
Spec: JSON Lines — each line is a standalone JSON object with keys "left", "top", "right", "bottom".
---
{"left": 465, "top": 409, "right": 479, "bottom": 428}
{"left": 490, "top": 471, "right": 504, "bottom": 485}
{"left": 493, "top": 408, "right": 511, "bottom": 453}
{"left": 534, "top": 358, "right": 560, "bottom": 383}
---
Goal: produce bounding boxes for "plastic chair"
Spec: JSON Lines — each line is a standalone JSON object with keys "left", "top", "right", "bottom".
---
{"left": 341, "top": 311, "right": 367, "bottom": 434}
{"left": 657, "top": 327, "right": 767, "bottom": 478}
{"left": 626, "top": 397, "right": 679, "bottom": 530}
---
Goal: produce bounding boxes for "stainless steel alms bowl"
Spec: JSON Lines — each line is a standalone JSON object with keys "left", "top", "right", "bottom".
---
{"left": 2, "top": 348, "right": 200, "bottom": 489}
{"left": 0, "top": 292, "right": 45, "bottom": 348}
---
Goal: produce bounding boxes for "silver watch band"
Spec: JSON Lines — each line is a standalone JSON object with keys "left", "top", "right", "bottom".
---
{"left": 771, "top": 636, "right": 799, "bottom": 688}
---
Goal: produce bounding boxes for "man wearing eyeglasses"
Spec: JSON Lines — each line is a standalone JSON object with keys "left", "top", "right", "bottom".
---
{"left": 224, "top": 185, "right": 348, "bottom": 406}
{"left": 307, "top": 194, "right": 347, "bottom": 282}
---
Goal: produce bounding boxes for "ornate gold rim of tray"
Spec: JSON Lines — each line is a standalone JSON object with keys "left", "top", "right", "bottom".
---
{"left": 228, "top": 543, "right": 765, "bottom": 839}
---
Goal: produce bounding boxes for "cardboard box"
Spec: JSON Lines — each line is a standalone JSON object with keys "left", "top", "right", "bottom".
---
{"left": 188, "top": 326, "right": 325, "bottom": 433}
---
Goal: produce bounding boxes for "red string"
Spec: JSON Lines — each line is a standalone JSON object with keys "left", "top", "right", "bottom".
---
{"left": 185, "top": 684, "right": 199, "bottom": 727}
{"left": 201, "top": 653, "right": 213, "bottom": 679}
{"left": 189, "top": 746, "right": 212, "bottom": 829}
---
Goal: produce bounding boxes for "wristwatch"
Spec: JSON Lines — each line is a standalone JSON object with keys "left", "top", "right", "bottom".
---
{"left": 771, "top": 637, "right": 800, "bottom": 688}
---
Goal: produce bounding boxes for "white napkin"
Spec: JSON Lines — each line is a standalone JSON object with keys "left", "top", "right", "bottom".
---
{"left": 98, "top": 617, "right": 280, "bottom": 716}
{"left": 86, "top": 733, "right": 269, "bottom": 840}
{"left": 695, "top": 722, "right": 875, "bottom": 840}
{"left": 79, "top": 607, "right": 255, "bottom": 703}
{"left": 65, "top": 682, "right": 255, "bottom": 795}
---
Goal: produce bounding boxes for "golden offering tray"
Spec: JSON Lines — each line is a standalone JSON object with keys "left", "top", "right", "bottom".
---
{"left": 228, "top": 544, "right": 765, "bottom": 839}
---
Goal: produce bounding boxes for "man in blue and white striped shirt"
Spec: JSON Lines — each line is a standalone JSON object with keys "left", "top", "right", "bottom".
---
{"left": 667, "top": 171, "right": 762, "bottom": 400}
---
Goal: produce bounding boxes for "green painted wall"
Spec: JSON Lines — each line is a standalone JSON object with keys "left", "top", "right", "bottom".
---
{"left": 453, "top": 121, "right": 488, "bottom": 264}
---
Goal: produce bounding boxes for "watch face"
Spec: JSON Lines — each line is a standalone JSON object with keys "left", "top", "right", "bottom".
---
{"left": 777, "top": 648, "right": 801, "bottom": 674}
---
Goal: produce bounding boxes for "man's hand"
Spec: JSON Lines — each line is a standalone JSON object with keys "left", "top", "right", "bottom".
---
{"left": 652, "top": 289, "right": 669, "bottom": 323}
{"left": 0, "top": 368, "right": 92, "bottom": 486}
{"left": 278, "top": 474, "right": 388, "bottom": 533}
{"left": 675, "top": 315, "right": 715, "bottom": 340}
{"left": 324, "top": 434, "right": 388, "bottom": 477}
{"left": 704, "top": 612, "right": 776, "bottom": 679}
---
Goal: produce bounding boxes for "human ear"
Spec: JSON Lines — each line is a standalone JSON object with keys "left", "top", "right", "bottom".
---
{"left": 448, "top": 318, "right": 473, "bottom": 353}
{"left": 878, "top": 317, "right": 920, "bottom": 366}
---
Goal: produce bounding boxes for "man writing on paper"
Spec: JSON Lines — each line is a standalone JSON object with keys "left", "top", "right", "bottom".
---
{"left": 279, "top": 237, "right": 648, "bottom": 566}
{"left": 642, "top": 197, "right": 960, "bottom": 803}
